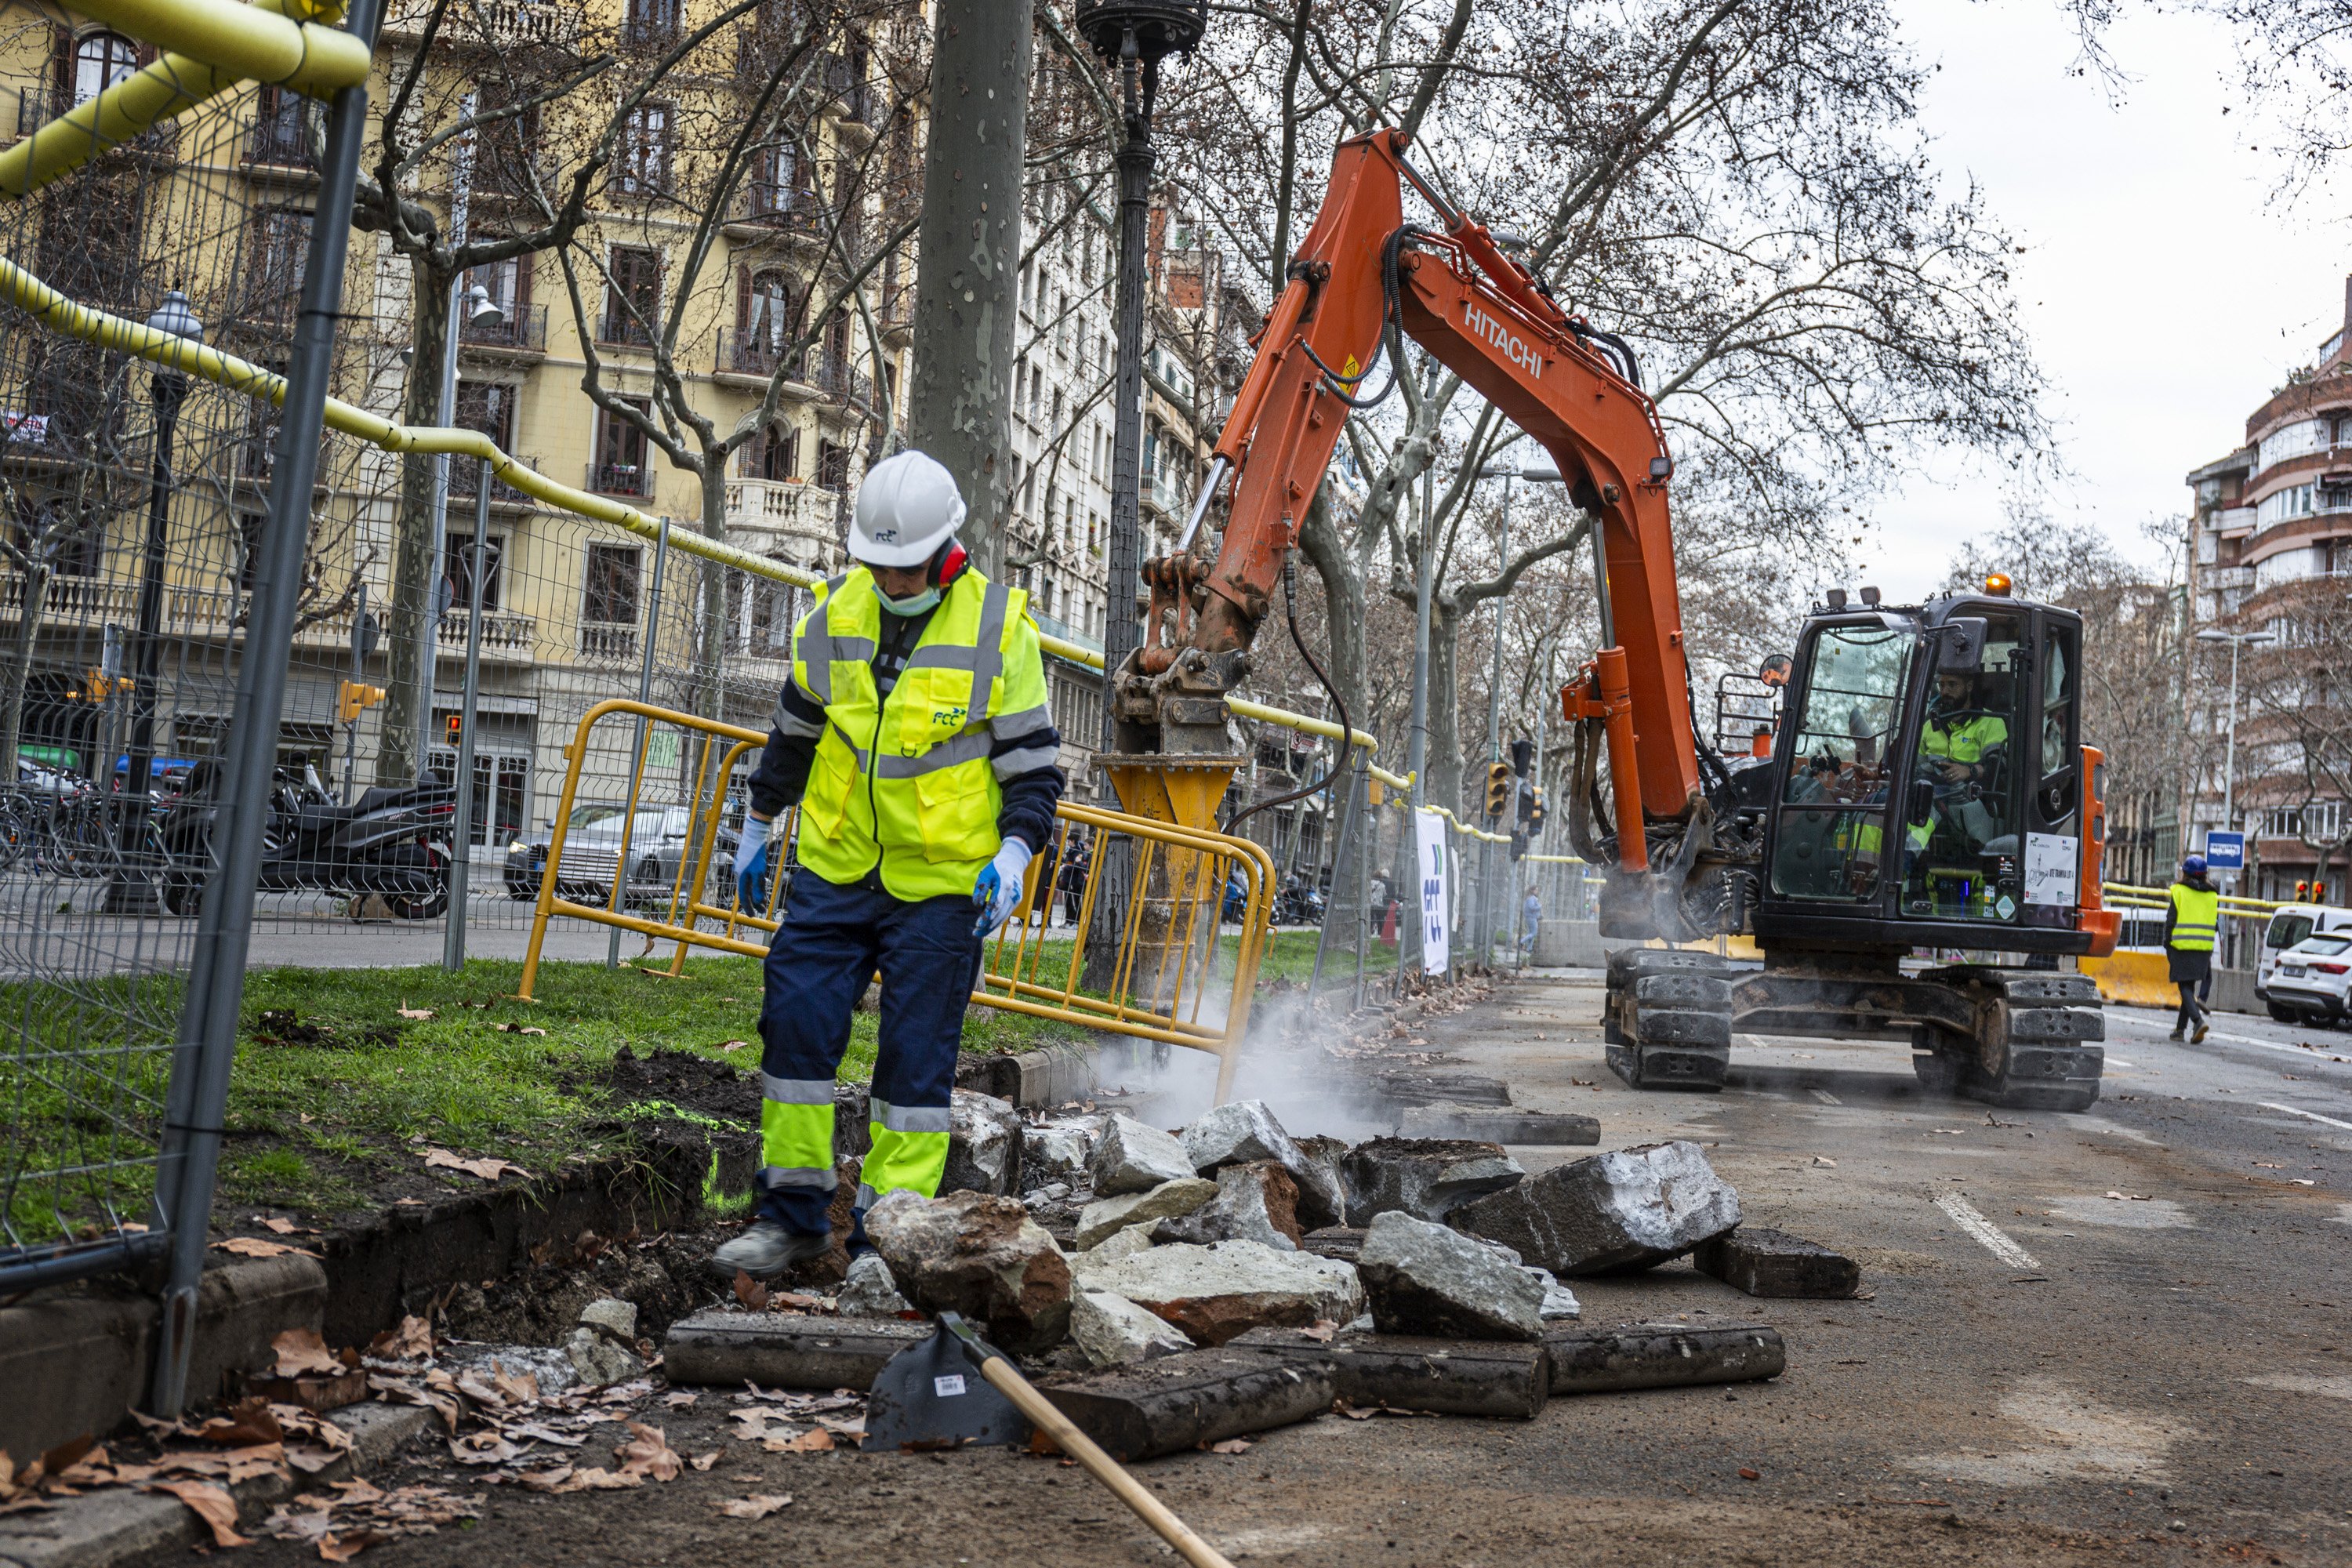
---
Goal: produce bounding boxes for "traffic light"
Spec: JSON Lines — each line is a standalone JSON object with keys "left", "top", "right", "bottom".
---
{"left": 79, "top": 669, "right": 129, "bottom": 702}
{"left": 1509, "top": 828, "right": 1528, "bottom": 862}
{"left": 1527, "top": 787, "right": 1548, "bottom": 837}
{"left": 337, "top": 681, "right": 387, "bottom": 724}
{"left": 445, "top": 713, "right": 463, "bottom": 744}
{"left": 1484, "top": 761, "right": 1512, "bottom": 820}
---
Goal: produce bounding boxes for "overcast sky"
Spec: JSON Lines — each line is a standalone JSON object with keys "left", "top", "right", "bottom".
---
{"left": 1856, "top": 0, "right": 2347, "bottom": 601}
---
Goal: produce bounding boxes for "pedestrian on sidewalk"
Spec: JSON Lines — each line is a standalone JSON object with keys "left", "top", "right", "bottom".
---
{"left": 1519, "top": 886, "right": 1541, "bottom": 957}
{"left": 2165, "top": 854, "right": 2219, "bottom": 1044}
{"left": 713, "top": 452, "right": 1065, "bottom": 1279}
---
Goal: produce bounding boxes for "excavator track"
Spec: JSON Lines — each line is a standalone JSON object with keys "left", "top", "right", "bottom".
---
{"left": 1602, "top": 949, "right": 1735, "bottom": 1091}
{"left": 1914, "top": 966, "right": 2106, "bottom": 1114}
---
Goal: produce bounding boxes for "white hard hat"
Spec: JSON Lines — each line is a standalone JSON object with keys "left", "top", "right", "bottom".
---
{"left": 849, "top": 450, "right": 966, "bottom": 567}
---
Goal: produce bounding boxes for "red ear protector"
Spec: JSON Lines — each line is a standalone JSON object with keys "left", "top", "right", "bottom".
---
{"left": 929, "top": 539, "right": 968, "bottom": 590}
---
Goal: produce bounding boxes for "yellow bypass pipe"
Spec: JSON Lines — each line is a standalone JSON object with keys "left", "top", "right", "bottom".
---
{"left": 0, "top": 0, "right": 354, "bottom": 199}
{"left": 0, "top": 248, "right": 1398, "bottom": 759}
{"left": 66, "top": 0, "right": 366, "bottom": 95}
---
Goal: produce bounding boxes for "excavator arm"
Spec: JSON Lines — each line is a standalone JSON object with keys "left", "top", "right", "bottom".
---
{"left": 1122, "top": 128, "right": 1711, "bottom": 931}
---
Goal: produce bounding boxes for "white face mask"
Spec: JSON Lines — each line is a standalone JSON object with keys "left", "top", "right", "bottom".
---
{"left": 876, "top": 583, "right": 941, "bottom": 617}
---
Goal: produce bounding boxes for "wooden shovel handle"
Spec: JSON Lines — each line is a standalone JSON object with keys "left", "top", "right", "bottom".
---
{"left": 974, "top": 1355, "right": 1237, "bottom": 1568}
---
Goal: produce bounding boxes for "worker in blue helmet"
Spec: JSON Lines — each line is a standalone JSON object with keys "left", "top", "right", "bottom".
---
{"left": 2165, "top": 854, "right": 2219, "bottom": 1043}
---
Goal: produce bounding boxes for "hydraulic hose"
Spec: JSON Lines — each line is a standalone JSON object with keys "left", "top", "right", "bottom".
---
{"left": 1225, "top": 555, "right": 1354, "bottom": 840}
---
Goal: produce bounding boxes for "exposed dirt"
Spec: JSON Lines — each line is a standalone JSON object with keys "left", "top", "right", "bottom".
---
{"left": 586, "top": 1045, "right": 760, "bottom": 1126}
{"left": 433, "top": 1221, "right": 742, "bottom": 1348}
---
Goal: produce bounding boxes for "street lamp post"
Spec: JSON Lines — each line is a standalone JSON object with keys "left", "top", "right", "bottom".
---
{"left": 1471, "top": 459, "right": 1563, "bottom": 957}
{"left": 105, "top": 289, "right": 203, "bottom": 916}
{"left": 2196, "top": 626, "right": 2275, "bottom": 906}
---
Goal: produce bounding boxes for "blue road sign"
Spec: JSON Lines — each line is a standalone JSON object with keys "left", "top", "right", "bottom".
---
{"left": 2203, "top": 830, "right": 2245, "bottom": 871}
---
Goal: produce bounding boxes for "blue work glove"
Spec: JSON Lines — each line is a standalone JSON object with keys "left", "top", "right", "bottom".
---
{"left": 735, "top": 811, "right": 773, "bottom": 913}
{"left": 971, "top": 837, "right": 1034, "bottom": 936}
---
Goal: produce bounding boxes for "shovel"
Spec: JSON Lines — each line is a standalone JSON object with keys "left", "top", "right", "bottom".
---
{"left": 864, "top": 1313, "right": 1236, "bottom": 1568}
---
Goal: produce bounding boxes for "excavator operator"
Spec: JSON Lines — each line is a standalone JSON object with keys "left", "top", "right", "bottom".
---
{"left": 1921, "top": 670, "right": 2009, "bottom": 786}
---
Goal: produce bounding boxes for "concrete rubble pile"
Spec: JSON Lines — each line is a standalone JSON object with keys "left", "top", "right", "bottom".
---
{"left": 664, "top": 1102, "right": 1825, "bottom": 1459}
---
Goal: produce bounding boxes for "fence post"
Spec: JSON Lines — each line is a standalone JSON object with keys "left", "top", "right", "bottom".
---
{"left": 149, "top": 0, "right": 379, "bottom": 1417}
{"left": 442, "top": 474, "right": 491, "bottom": 971}
{"left": 610, "top": 518, "right": 670, "bottom": 968}
{"left": 1307, "top": 751, "right": 1366, "bottom": 1007}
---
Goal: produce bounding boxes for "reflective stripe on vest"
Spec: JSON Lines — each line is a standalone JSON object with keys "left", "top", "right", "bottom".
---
{"left": 2168, "top": 882, "right": 2219, "bottom": 952}
{"left": 789, "top": 568, "right": 1022, "bottom": 901}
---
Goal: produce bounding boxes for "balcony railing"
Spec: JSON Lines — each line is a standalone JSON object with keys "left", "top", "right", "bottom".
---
{"left": 245, "top": 106, "right": 314, "bottom": 169}
{"left": 14, "top": 86, "right": 175, "bottom": 157}
{"left": 0, "top": 572, "right": 358, "bottom": 650}
{"left": 437, "top": 608, "right": 536, "bottom": 652}
{"left": 808, "top": 349, "right": 872, "bottom": 410}
{"left": 383, "top": 0, "right": 583, "bottom": 49}
{"left": 620, "top": 2, "right": 681, "bottom": 47}
{"left": 730, "top": 183, "right": 829, "bottom": 240}
{"left": 589, "top": 459, "right": 654, "bottom": 498}
{"left": 822, "top": 51, "right": 873, "bottom": 125}
{"left": 460, "top": 304, "right": 548, "bottom": 353}
{"left": 717, "top": 328, "right": 804, "bottom": 381}
{"left": 579, "top": 623, "right": 640, "bottom": 662}
{"left": 449, "top": 451, "right": 540, "bottom": 503}
{"left": 597, "top": 311, "right": 655, "bottom": 349}
{"left": 725, "top": 476, "right": 832, "bottom": 538}
{"left": 1140, "top": 466, "right": 1189, "bottom": 518}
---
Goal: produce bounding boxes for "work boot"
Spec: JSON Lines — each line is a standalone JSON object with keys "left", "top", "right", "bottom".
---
{"left": 711, "top": 1219, "right": 832, "bottom": 1279}
{"left": 2193, "top": 1022, "right": 2210, "bottom": 1044}
{"left": 2166, "top": 1029, "right": 2184, "bottom": 1041}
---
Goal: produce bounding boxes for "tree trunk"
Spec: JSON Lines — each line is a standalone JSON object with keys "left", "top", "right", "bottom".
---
{"left": 377, "top": 260, "right": 454, "bottom": 786}
{"left": 1296, "top": 478, "right": 1364, "bottom": 724}
{"left": 905, "top": 0, "right": 1028, "bottom": 574}
{"left": 1427, "top": 594, "right": 1463, "bottom": 824}
{"left": 0, "top": 561, "right": 49, "bottom": 782}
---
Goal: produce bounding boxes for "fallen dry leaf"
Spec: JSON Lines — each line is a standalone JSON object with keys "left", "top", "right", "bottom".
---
{"left": 273, "top": 1329, "right": 346, "bottom": 1378}
{"left": 689, "top": 1451, "right": 720, "bottom": 1472}
{"left": 714, "top": 1494, "right": 793, "bottom": 1520}
{"left": 368, "top": 1316, "right": 434, "bottom": 1361}
{"left": 732, "top": 1271, "right": 771, "bottom": 1312}
{"left": 515, "top": 1466, "right": 575, "bottom": 1494}
{"left": 147, "top": 1480, "right": 251, "bottom": 1548}
{"left": 719, "top": 1040, "right": 750, "bottom": 1053}
{"left": 448, "top": 1433, "right": 521, "bottom": 1467}
{"left": 662, "top": 1392, "right": 699, "bottom": 1410}
{"left": 1811, "top": 1156, "right": 1837, "bottom": 1168}
{"left": 1739, "top": 1467, "right": 1761, "bottom": 1481}
{"left": 762, "top": 1429, "right": 834, "bottom": 1454}
{"left": 495, "top": 1022, "right": 548, "bottom": 1036}
{"left": 1208, "top": 1439, "right": 1252, "bottom": 1455}
{"left": 420, "top": 1148, "right": 529, "bottom": 1183}
{"left": 216, "top": 1236, "right": 306, "bottom": 1258}
{"left": 397, "top": 1004, "right": 434, "bottom": 1019}
{"left": 1299, "top": 1321, "right": 1338, "bottom": 1343}
{"left": 260, "top": 1218, "right": 318, "bottom": 1236}
{"left": 319, "top": 1528, "right": 389, "bottom": 1561}
{"left": 615, "top": 1424, "right": 683, "bottom": 1482}
{"left": 198, "top": 1401, "right": 285, "bottom": 1447}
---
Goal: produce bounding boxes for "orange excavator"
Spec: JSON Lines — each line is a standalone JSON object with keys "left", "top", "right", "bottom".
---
{"left": 1112, "top": 129, "right": 2122, "bottom": 1110}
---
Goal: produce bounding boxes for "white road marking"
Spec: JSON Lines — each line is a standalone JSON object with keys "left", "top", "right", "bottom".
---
{"left": 2120, "top": 1018, "right": 2352, "bottom": 1062}
{"left": 1935, "top": 1192, "right": 2042, "bottom": 1269}
{"left": 1812, "top": 1088, "right": 1842, "bottom": 1105}
{"left": 2257, "top": 1101, "right": 2352, "bottom": 1131}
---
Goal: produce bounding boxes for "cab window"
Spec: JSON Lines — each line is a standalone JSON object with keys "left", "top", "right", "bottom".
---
{"left": 1769, "top": 622, "right": 1911, "bottom": 902}
{"left": 1901, "top": 615, "right": 2024, "bottom": 922}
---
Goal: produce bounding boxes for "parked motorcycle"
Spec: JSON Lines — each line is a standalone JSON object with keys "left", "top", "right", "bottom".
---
{"left": 1274, "top": 873, "right": 1326, "bottom": 927}
{"left": 157, "top": 761, "right": 459, "bottom": 919}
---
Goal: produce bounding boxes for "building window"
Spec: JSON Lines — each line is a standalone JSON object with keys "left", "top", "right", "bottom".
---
{"left": 618, "top": 102, "right": 673, "bottom": 195}
{"left": 244, "top": 206, "right": 314, "bottom": 322}
{"left": 584, "top": 543, "right": 641, "bottom": 625}
{"left": 443, "top": 534, "right": 505, "bottom": 610}
{"left": 746, "top": 421, "right": 800, "bottom": 481}
{"left": 594, "top": 398, "right": 651, "bottom": 495}
{"left": 71, "top": 31, "right": 138, "bottom": 107}
{"left": 623, "top": 0, "right": 680, "bottom": 46}
{"left": 816, "top": 439, "right": 849, "bottom": 491}
{"left": 249, "top": 84, "right": 311, "bottom": 167}
{"left": 454, "top": 380, "right": 516, "bottom": 448}
{"left": 601, "top": 245, "right": 660, "bottom": 345}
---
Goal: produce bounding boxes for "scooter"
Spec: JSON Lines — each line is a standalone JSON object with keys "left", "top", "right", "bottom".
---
{"left": 1275, "top": 874, "right": 1326, "bottom": 927}
{"left": 157, "top": 760, "right": 458, "bottom": 918}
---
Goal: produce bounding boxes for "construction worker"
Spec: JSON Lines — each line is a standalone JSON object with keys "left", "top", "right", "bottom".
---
{"left": 2165, "top": 854, "right": 2220, "bottom": 1044}
{"left": 713, "top": 451, "right": 1065, "bottom": 1278}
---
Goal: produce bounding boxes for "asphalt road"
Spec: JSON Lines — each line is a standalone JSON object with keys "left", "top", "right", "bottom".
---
{"left": 162, "top": 970, "right": 2352, "bottom": 1568}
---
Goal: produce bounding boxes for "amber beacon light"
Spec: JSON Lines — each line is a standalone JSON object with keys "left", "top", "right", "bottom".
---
{"left": 1984, "top": 572, "right": 2013, "bottom": 597}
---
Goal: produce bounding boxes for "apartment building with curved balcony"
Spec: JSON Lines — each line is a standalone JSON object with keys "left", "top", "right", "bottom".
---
{"left": 2184, "top": 276, "right": 2352, "bottom": 900}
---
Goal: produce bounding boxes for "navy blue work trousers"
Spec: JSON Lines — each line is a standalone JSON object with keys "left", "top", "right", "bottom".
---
{"left": 753, "top": 866, "right": 980, "bottom": 1232}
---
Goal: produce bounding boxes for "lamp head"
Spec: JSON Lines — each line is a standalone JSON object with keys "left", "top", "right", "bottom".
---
{"left": 146, "top": 289, "right": 203, "bottom": 344}
{"left": 465, "top": 285, "right": 506, "bottom": 328}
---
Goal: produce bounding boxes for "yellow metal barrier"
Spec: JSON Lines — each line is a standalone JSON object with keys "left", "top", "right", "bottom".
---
{"left": 516, "top": 701, "right": 1276, "bottom": 1104}
{"left": 2079, "top": 951, "right": 2178, "bottom": 1007}
{"left": 2102, "top": 881, "right": 2280, "bottom": 920}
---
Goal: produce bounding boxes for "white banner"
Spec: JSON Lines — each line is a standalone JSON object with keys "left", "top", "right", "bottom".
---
{"left": 1413, "top": 808, "right": 1451, "bottom": 975}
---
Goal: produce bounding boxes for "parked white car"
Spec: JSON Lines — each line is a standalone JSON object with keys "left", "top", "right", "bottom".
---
{"left": 2264, "top": 932, "right": 2352, "bottom": 1025}
{"left": 2258, "top": 904, "right": 2352, "bottom": 1003}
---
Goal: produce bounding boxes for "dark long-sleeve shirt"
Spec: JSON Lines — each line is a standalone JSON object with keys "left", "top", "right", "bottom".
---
{"left": 746, "top": 599, "right": 1065, "bottom": 858}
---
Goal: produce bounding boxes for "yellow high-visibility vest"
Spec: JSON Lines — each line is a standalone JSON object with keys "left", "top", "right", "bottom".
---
{"left": 2167, "top": 882, "right": 2219, "bottom": 953}
{"left": 789, "top": 565, "right": 1051, "bottom": 900}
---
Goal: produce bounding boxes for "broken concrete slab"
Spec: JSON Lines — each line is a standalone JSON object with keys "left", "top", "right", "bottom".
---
{"left": 1022, "top": 1119, "right": 1098, "bottom": 1182}
{"left": 1074, "top": 1175, "right": 1218, "bottom": 1249}
{"left": 1181, "top": 1099, "right": 1345, "bottom": 1229}
{"left": 664, "top": 1310, "right": 935, "bottom": 1389}
{"left": 1693, "top": 1227, "right": 1860, "bottom": 1299}
{"left": 865, "top": 1189, "right": 1073, "bottom": 1352}
{"left": 1091, "top": 1113, "right": 1196, "bottom": 1194}
{"left": 1071, "top": 1240, "right": 1364, "bottom": 1347}
{"left": 1356, "top": 1211, "right": 1545, "bottom": 1341}
{"left": 1294, "top": 1134, "right": 1352, "bottom": 1230}
{"left": 1070, "top": 1288, "right": 1196, "bottom": 1368}
{"left": 1039, "top": 1345, "right": 1334, "bottom": 1461}
{"left": 1230, "top": 1327, "right": 1548, "bottom": 1419}
{"left": 1370, "top": 1070, "right": 1512, "bottom": 1107}
{"left": 1152, "top": 1161, "right": 1304, "bottom": 1251}
{"left": 1395, "top": 1106, "right": 1602, "bottom": 1145}
{"left": 565, "top": 1296, "right": 648, "bottom": 1385}
{"left": 1543, "top": 1321, "right": 1786, "bottom": 1394}
{"left": 1526, "top": 1266, "right": 1582, "bottom": 1321}
{"left": 835, "top": 1251, "right": 916, "bottom": 1317}
{"left": 1341, "top": 1137, "right": 1526, "bottom": 1225}
{"left": 1075, "top": 1225, "right": 1160, "bottom": 1267}
{"left": 944, "top": 1088, "right": 1025, "bottom": 1196}
{"left": 1450, "top": 1140, "right": 1740, "bottom": 1276}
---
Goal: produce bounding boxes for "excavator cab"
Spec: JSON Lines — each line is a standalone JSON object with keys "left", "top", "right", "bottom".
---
{"left": 1755, "top": 585, "right": 2094, "bottom": 957}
